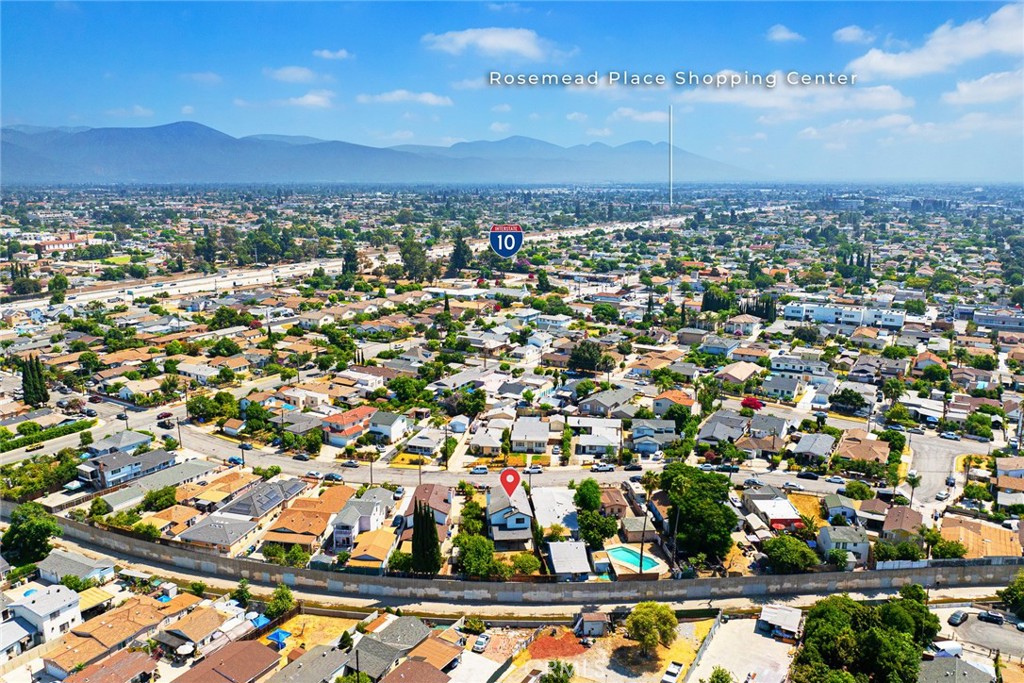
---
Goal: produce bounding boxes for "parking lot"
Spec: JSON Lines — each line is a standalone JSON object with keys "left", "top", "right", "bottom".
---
{"left": 687, "top": 618, "right": 794, "bottom": 683}
{"left": 934, "top": 607, "right": 1024, "bottom": 659}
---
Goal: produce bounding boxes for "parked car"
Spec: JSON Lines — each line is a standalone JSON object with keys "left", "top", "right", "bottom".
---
{"left": 698, "top": 463, "right": 716, "bottom": 472}
{"left": 83, "top": 408, "right": 98, "bottom": 417}
{"left": 157, "top": 420, "right": 174, "bottom": 430}
{"left": 908, "top": 427, "right": 925, "bottom": 435}
{"left": 472, "top": 634, "right": 491, "bottom": 653}
{"left": 629, "top": 475, "right": 643, "bottom": 483}
{"left": 796, "top": 471, "right": 820, "bottom": 481}
{"left": 293, "top": 454, "right": 310, "bottom": 462}
{"left": 661, "top": 661, "right": 684, "bottom": 683}
{"left": 157, "top": 411, "right": 174, "bottom": 419}
{"left": 227, "top": 456, "right": 243, "bottom": 465}
{"left": 886, "top": 424, "right": 905, "bottom": 432}
{"left": 88, "top": 395, "right": 103, "bottom": 403}
{"left": 744, "top": 478, "right": 765, "bottom": 487}
{"left": 115, "top": 413, "right": 128, "bottom": 420}
{"left": 325, "top": 473, "right": 344, "bottom": 482}
{"left": 392, "top": 486, "right": 405, "bottom": 500}
{"left": 826, "top": 475, "right": 845, "bottom": 484}
{"left": 783, "top": 482, "right": 805, "bottom": 491}
{"left": 306, "top": 471, "right": 323, "bottom": 479}
{"left": 470, "top": 465, "right": 489, "bottom": 475}
{"left": 551, "top": 445, "right": 561, "bottom": 455}
{"left": 624, "top": 463, "right": 643, "bottom": 471}
{"left": 946, "top": 475, "right": 957, "bottom": 487}
{"left": 523, "top": 465, "right": 543, "bottom": 475}
{"left": 940, "top": 432, "right": 962, "bottom": 441}
{"left": 1016, "top": 621, "right": 1024, "bottom": 632}
{"left": 978, "top": 611, "right": 1005, "bottom": 625}
{"left": 948, "top": 611, "right": 968, "bottom": 626}
{"left": 716, "top": 464, "right": 740, "bottom": 473}
{"left": 342, "top": 460, "right": 360, "bottom": 468}
{"left": 590, "top": 463, "right": 615, "bottom": 472}
{"left": 935, "top": 491, "right": 950, "bottom": 501}
{"left": 240, "top": 443, "right": 254, "bottom": 451}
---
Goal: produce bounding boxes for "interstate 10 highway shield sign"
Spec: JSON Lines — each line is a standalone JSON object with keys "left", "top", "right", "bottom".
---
{"left": 489, "top": 224, "right": 524, "bottom": 259}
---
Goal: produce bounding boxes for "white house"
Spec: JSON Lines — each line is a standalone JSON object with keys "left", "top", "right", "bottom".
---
{"left": 486, "top": 484, "right": 534, "bottom": 549}
{"left": 817, "top": 525, "right": 870, "bottom": 566}
{"left": 332, "top": 500, "right": 385, "bottom": 550}
{"left": 368, "top": 412, "right": 408, "bottom": 443}
{"left": 11, "top": 586, "right": 81, "bottom": 644}
{"left": 511, "top": 418, "right": 549, "bottom": 454}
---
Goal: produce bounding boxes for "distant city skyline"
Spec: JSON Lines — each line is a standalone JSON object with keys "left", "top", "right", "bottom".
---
{"left": 2, "top": 1, "right": 1022, "bottom": 181}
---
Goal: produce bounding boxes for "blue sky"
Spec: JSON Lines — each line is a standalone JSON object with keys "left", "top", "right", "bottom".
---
{"left": 2, "top": 1, "right": 1022, "bottom": 181}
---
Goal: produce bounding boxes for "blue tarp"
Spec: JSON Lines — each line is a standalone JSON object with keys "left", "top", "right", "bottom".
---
{"left": 250, "top": 615, "right": 270, "bottom": 629}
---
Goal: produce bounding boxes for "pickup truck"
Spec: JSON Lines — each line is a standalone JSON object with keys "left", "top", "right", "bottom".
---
{"left": 661, "top": 661, "right": 684, "bottom": 683}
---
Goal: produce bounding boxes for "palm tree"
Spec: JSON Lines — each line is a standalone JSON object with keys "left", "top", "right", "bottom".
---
{"left": 906, "top": 473, "right": 922, "bottom": 508}
{"left": 918, "top": 525, "right": 942, "bottom": 558}
{"left": 640, "top": 470, "right": 660, "bottom": 501}
{"left": 655, "top": 373, "right": 675, "bottom": 394}
{"left": 954, "top": 346, "right": 968, "bottom": 368}
{"left": 882, "top": 377, "right": 905, "bottom": 409}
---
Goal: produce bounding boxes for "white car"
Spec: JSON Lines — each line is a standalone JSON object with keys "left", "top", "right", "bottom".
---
{"left": 306, "top": 470, "right": 323, "bottom": 479}
{"left": 826, "top": 476, "right": 845, "bottom": 484}
{"left": 590, "top": 463, "right": 615, "bottom": 472}
{"left": 782, "top": 482, "right": 805, "bottom": 491}
{"left": 523, "top": 465, "right": 543, "bottom": 475}
{"left": 698, "top": 463, "right": 716, "bottom": 472}
{"left": 661, "top": 661, "right": 684, "bottom": 683}
{"left": 472, "top": 634, "right": 491, "bottom": 653}
{"left": 470, "top": 466, "right": 489, "bottom": 475}
{"left": 935, "top": 490, "right": 950, "bottom": 501}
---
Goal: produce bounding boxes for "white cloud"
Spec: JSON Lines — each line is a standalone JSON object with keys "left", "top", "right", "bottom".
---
{"left": 833, "top": 25, "right": 875, "bottom": 44}
{"left": 799, "top": 114, "right": 914, "bottom": 139}
{"left": 487, "top": 2, "right": 529, "bottom": 12}
{"left": 451, "top": 77, "right": 487, "bottom": 90}
{"left": 490, "top": 121, "right": 510, "bottom": 133}
{"left": 313, "top": 48, "right": 352, "bottom": 60}
{"left": 767, "top": 24, "right": 804, "bottom": 42}
{"left": 942, "top": 69, "right": 1024, "bottom": 105}
{"left": 566, "top": 112, "right": 588, "bottom": 122}
{"left": 263, "top": 66, "right": 317, "bottom": 83}
{"left": 586, "top": 127, "right": 612, "bottom": 137}
{"left": 106, "top": 104, "right": 153, "bottom": 117}
{"left": 181, "top": 71, "right": 222, "bottom": 85}
{"left": 356, "top": 90, "right": 453, "bottom": 106}
{"left": 528, "top": 113, "right": 542, "bottom": 121}
{"left": 610, "top": 107, "right": 669, "bottom": 123}
{"left": 181, "top": 105, "right": 195, "bottom": 115}
{"left": 423, "top": 27, "right": 551, "bottom": 61}
{"left": 676, "top": 69, "right": 913, "bottom": 122}
{"left": 751, "top": 132, "right": 767, "bottom": 141}
{"left": 491, "top": 103, "right": 511, "bottom": 112}
{"left": 848, "top": 4, "right": 1023, "bottom": 80}
{"left": 280, "top": 89, "right": 335, "bottom": 108}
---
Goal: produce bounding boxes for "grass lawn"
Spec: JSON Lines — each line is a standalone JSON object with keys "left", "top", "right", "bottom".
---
{"left": 99, "top": 255, "right": 132, "bottom": 264}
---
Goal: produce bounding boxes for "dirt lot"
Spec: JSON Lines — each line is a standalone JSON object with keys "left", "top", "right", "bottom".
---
{"left": 789, "top": 493, "right": 828, "bottom": 526}
{"left": 260, "top": 614, "right": 358, "bottom": 659}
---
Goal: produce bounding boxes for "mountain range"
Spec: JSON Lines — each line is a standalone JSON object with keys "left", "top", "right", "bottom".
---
{"left": 1, "top": 121, "right": 750, "bottom": 184}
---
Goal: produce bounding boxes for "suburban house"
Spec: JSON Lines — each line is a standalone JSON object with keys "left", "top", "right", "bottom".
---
{"left": 178, "top": 515, "right": 260, "bottom": 555}
{"left": 881, "top": 506, "right": 924, "bottom": 545}
{"left": 822, "top": 493, "right": 858, "bottom": 524}
{"left": 262, "top": 508, "right": 335, "bottom": 554}
{"left": 77, "top": 449, "right": 176, "bottom": 490}
{"left": 511, "top": 418, "right": 549, "bottom": 454}
{"left": 11, "top": 586, "right": 81, "bottom": 644}
{"left": 817, "top": 526, "right": 870, "bottom": 566}
{"left": 347, "top": 528, "right": 398, "bottom": 574}
{"left": 698, "top": 335, "right": 740, "bottom": 358}
{"left": 578, "top": 388, "right": 635, "bottom": 418}
{"left": 486, "top": 484, "right": 534, "bottom": 549}
{"left": 652, "top": 390, "right": 697, "bottom": 417}
{"left": 761, "top": 375, "right": 804, "bottom": 401}
{"left": 546, "top": 541, "right": 591, "bottom": 582}
{"left": 792, "top": 433, "right": 836, "bottom": 462}
{"left": 531, "top": 487, "right": 579, "bottom": 538}
{"left": 368, "top": 411, "right": 408, "bottom": 443}
{"left": 322, "top": 405, "right": 377, "bottom": 447}
{"left": 630, "top": 419, "right": 677, "bottom": 455}
{"left": 37, "top": 550, "right": 115, "bottom": 586}
{"left": 174, "top": 641, "right": 279, "bottom": 683}
{"left": 333, "top": 499, "right": 386, "bottom": 550}
{"left": 85, "top": 431, "right": 153, "bottom": 457}
{"left": 697, "top": 410, "right": 747, "bottom": 445}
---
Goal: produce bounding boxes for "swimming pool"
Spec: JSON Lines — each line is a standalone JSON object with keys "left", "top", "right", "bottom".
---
{"left": 607, "top": 546, "right": 658, "bottom": 572}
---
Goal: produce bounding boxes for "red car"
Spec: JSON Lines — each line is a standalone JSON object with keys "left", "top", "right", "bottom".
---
{"left": 88, "top": 395, "right": 103, "bottom": 403}
{"left": 157, "top": 412, "right": 173, "bottom": 419}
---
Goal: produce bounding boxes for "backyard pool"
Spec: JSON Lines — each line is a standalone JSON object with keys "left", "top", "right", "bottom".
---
{"left": 607, "top": 545, "right": 659, "bottom": 572}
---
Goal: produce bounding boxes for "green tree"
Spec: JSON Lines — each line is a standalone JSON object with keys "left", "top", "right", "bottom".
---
{"left": 285, "top": 543, "right": 310, "bottom": 567}
{"left": 79, "top": 430, "right": 94, "bottom": 447}
{"left": 844, "top": 481, "right": 874, "bottom": 500}
{"left": 762, "top": 535, "right": 819, "bottom": 573}
{"left": 89, "top": 497, "right": 112, "bottom": 518}
{"left": 828, "top": 549, "right": 849, "bottom": 568}
{"left": 999, "top": 571, "right": 1024, "bottom": 617}
{"left": 577, "top": 509, "right": 619, "bottom": 549}
{"left": 931, "top": 540, "right": 967, "bottom": 559}
{"left": 339, "top": 630, "right": 354, "bottom": 651}
{"left": 573, "top": 478, "right": 602, "bottom": 512}
{"left": 60, "top": 575, "right": 97, "bottom": 592}
{"left": 336, "top": 673, "right": 372, "bottom": 683}
{"left": 411, "top": 501, "right": 443, "bottom": 574}
{"left": 882, "top": 377, "right": 905, "bottom": 407}
{"left": 624, "top": 601, "right": 678, "bottom": 655}
{"left": 568, "top": 340, "right": 603, "bottom": 373}
{"left": 539, "top": 660, "right": 575, "bottom": 683}
{"left": 133, "top": 522, "right": 162, "bottom": 541}
{"left": 447, "top": 233, "right": 473, "bottom": 277}
{"left": 454, "top": 533, "right": 497, "bottom": 578}
{"left": 231, "top": 578, "right": 251, "bottom": 607}
{"left": 188, "top": 581, "right": 207, "bottom": 597}
{"left": 511, "top": 552, "right": 541, "bottom": 575}
{"left": 701, "top": 667, "right": 736, "bottom": 683}
{"left": 265, "top": 584, "right": 295, "bottom": 619}
{"left": 142, "top": 485, "right": 177, "bottom": 512}
{"left": 1, "top": 502, "right": 61, "bottom": 565}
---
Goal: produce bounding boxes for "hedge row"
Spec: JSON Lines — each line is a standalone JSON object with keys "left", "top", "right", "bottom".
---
{"left": 0, "top": 419, "right": 97, "bottom": 453}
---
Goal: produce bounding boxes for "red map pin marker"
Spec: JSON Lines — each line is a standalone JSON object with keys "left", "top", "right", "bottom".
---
{"left": 499, "top": 467, "right": 521, "bottom": 497}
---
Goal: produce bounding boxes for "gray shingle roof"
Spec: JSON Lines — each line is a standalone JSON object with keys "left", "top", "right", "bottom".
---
{"left": 11, "top": 584, "right": 79, "bottom": 617}
{"left": 178, "top": 515, "right": 258, "bottom": 546}
{"left": 37, "top": 549, "right": 112, "bottom": 580}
